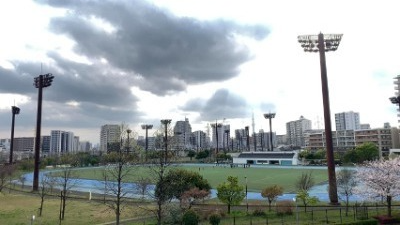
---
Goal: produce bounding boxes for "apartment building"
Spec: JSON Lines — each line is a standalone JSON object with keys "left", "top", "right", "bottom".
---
{"left": 335, "top": 111, "right": 360, "bottom": 131}
{"left": 286, "top": 116, "right": 312, "bottom": 147}
{"left": 100, "top": 124, "right": 121, "bottom": 152}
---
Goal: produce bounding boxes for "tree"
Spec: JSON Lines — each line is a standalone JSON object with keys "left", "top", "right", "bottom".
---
{"left": 187, "top": 150, "right": 196, "bottom": 161}
{"left": 216, "top": 176, "right": 245, "bottom": 214}
{"left": 295, "top": 171, "right": 315, "bottom": 191}
{"left": 261, "top": 185, "right": 284, "bottom": 211}
{"left": 136, "top": 176, "right": 151, "bottom": 199}
{"left": 0, "top": 164, "right": 15, "bottom": 192}
{"left": 38, "top": 174, "right": 53, "bottom": 216}
{"left": 336, "top": 168, "right": 357, "bottom": 216}
{"left": 295, "top": 189, "right": 319, "bottom": 212}
{"left": 103, "top": 124, "right": 137, "bottom": 225}
{"left": 57, "top": 165, "right": 78, "bottom": 223}
{"left": 356, "top": 157, "right": 400, "bottom": 217}
{"left": 181, "top": 187, "right": 210, "bottom": 210}
{"left": 344, "top": 142, "right": 379, "bottom": 164}
{"left": 355, "top": 142, "right": 379, "bottom": 162}
{"left": 182, "top": 209, "right": 199, "bottom": 225}
{"left": 195, "top": 150, "right": 209, "bottom": 160}
{"left": 161, "top": 168, "right": 211, "bottom": 206}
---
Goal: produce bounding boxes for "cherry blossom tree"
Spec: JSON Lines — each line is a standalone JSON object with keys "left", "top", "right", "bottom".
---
{"left": 356, "top": 157, "right": 400, "bottom": 217}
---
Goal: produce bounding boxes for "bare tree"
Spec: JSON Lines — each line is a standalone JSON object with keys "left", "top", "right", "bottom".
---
{"left": 18, "top": 175, "right": 26, "bottom": 190}
{"left": 0, "top": 164, "right": 15, "bottom": 192}
{"left": 145, "top": 121, "right": 176, "bottom": 225}
{"left": 38, "top": 174, "right": 53, "bottom": 216}
{"left": 295, "top": 171, "right": 315, "bottom": 191}
{"left": 103, "top": 123, "right": 138, "bottom": 225}
{"left": 136, "top": 176, "right": 151, "bottom": 199}
{"left": 337, "top": 168, "right": 357, "bottom": 216}
{"left": 56, "top": 155, "right": 79, "bottom": 223}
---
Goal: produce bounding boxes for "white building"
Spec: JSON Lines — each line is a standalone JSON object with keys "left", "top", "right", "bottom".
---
{"left": 286, "top": 116, "right": 312, "bottom": 147}
{"left": 233, "top": 151, "right": 299, "bottom": 165}
{"left": 335, "top": 111, "right": 360, "bottom": 131}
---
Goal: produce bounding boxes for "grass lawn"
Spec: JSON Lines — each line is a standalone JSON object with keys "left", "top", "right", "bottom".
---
{"left": 0, "top": 192, "right": 149, "bottom": 225}
{"left": 68, "top": 164, "right": 328, "bottom": 193}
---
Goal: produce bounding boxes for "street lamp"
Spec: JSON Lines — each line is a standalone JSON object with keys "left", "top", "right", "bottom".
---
{"left": 263, "top": 113, "right": 276, "bottom": 151}
{"left": 298, "top": 32, "right": 342, "bottom": 204}
{"left": 389, "top": 96, "right": 400, "bottom": 111}
{"left": 9, "top": 106, "right": 20, "bottom": 164}
{"left": 141, "top": 124, "right": 153, "bottom": 162}
{"left": 160, "top": 119, "right": 171, "bottom": 163}
{"left": 33, "top": 73, "right": 54, "bottom": 191}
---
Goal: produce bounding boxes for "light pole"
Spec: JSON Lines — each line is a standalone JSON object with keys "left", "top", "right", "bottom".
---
{"left": 33, "top": 73, "right": 54, "bottom": 191}
{"left": 126, "top": 129, "right": 132, "bottom": 153}
{"left": 141, "top": 124, "right": 153, "bottom": 162}
{"left": 298, "top": 32, "right": 342, "bottom": 204}
{"left": 161, "top": 119, "right": 171, "bottom": 164}
{"left": 245, "top": 176, "right": 248, "bottom": 213}
{"left": 263, "top": 113, "right": 276, "bottom": 151}
{"left": 9, "top": 106, "right": 20, "bottom": 164}
{"left": 293, "top": 197, "right": 299, "bottom": 225}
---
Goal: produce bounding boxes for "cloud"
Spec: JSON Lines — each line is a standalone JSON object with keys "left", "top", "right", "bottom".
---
{"left": 35, "top": 0, "right": 269, "bottom": 95}
{"left": 182, "top": 88, "right": 251, "bottom": 121}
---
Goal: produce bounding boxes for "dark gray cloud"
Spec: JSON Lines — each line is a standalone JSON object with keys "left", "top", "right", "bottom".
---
{"left": 35, "top": 0, "right": 269, "bottom": 95}
{"left": 181, "top": 89, "right": 251, "bottom": 121}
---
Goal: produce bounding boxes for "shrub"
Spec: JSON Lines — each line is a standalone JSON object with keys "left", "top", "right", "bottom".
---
{"left": 209, "top": 213, "right": 221, "bottom": 225}
{"left": 276, "top": 200, "right": 293, "bottom": 215}
{"left": 182, "top": 209, "right": 199, "bottom": 225}
{"left": 252, "top": 208, "right": 266, "bottom": 217}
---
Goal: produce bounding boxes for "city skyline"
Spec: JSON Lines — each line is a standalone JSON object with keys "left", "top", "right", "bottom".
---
{"left": 0, "top": 0, "right": 399, "bottom": 144}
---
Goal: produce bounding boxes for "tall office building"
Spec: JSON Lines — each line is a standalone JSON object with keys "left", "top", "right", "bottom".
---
{"left": 173, "top": 118, "right": 192, "bottom": 150}
{"left": 286, "top": 116, "right": 312, "bottom": 147}
{"left": 335, "top": 111, "right": 360, "bottom": 131}
{"left": 100, "top": 124, "right": 121, "bottom": 152}
{"left": 211, "top": 123, "right": 230, "bottom": 151}
{"left": 50, "top": 130, "right": 75, "bottom": 154}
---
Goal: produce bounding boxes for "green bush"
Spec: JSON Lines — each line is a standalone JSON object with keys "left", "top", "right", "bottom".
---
{"left": 209, "top": 213, "right": 221, "bottom": 225}
{"left": 343, "top": 219, "right": 377, "bottom": 225}
{"left": 182, "top": 209, "right": 199, "bottom": 225}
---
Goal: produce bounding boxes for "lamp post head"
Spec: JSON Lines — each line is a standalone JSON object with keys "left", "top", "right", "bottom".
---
{"left": 389, "top": 96, "right": 400, "bottom": 104}
{"left": 141, "top": 124, "right": 153, "bottom": 129}
{"left": 11, "top": 106, "right": 20, "bottom": 115}
{"left": 298, "top": 33, "right": 343, "bottom": 52}
{"left": 264, "top": 113, "right": 276, "bottom": 119}
{"left": 160, "top": 119, "right": 172, "bottom": 125}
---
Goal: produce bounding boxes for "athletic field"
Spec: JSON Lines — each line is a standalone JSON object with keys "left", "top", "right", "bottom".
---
{"left": 73, "top": 164, "right": 328, "bottom": 193}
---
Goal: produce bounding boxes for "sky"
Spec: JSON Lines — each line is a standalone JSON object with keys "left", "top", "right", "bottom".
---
{"left": 1, "top": 0, "right": 400, "bottom": 145}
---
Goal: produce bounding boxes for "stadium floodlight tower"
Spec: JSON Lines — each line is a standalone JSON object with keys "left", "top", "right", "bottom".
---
{"left": 141, "top": 124, "right": 153, "bottom": 161}
{"left": 160, "top": 119, "right": 171, "bottom": 164}
{"left": 263, "top": 113, "right": 276, "bottom": 151}
{"left": 298, "top": 32, "right": 342, "bottom": 205}
{"left": 389, "top": 96, "right": 400, "bottom": 111}
{"left": 33, "top": 73, "right": 54, "bottom": 191}
{"left": 9, "top": 106, "right": 20, "bottom": 164}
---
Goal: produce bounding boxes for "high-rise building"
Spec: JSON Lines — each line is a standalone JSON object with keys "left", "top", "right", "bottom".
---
{"left": 286, "top": 116, "right": 312, "bottom": 147}
{"left": 100, "top": 124, "right": 121, "bottom": 152}
{"left": 191, "top": 130, "right": 207, "bottom": 152}
{"left": 211, "top": 123, "right": 230, "bottom": 152}
{"left": 173, "top": 118, "right": 192, "bottom": 150}
{"left": 50, "top": 130, "right": 75, "bottom": 154}
{"left": 335, "top": 111, "right": 360, "bottom": 131}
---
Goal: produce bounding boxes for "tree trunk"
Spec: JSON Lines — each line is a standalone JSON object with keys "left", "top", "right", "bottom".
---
{"left": 387, "top": 195, "right": 392, "bottom": 217}
{"left": 268, "top": 200, "right": 272, "bottom": 211}
{"left": 228, "top": 203, "right": 231, "bottom": 214}
{"left": 39, "top": 197, "right": 44, "bottom": 216}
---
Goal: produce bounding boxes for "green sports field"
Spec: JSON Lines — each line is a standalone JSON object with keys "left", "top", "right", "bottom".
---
{"left": 73, "top": 164, "right": 328, "bottom": 193}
